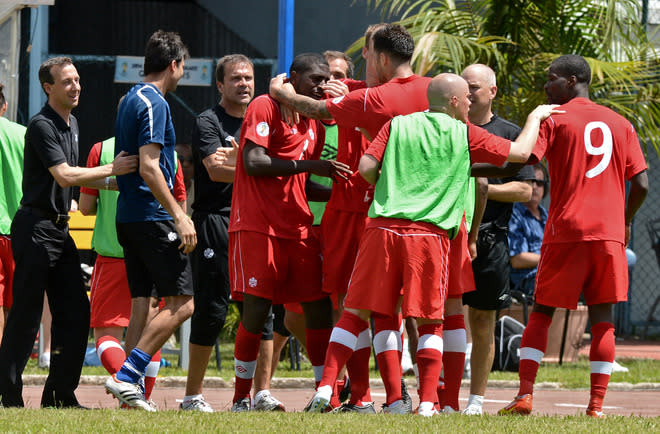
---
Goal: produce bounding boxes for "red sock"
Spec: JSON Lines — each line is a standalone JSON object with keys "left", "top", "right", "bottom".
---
{"left": 416, "top": 323, "right": 443, "bottom": 404}
{"left": 96, "top": 336, "right": 125, "bottom": 375}
{"left": 233, "top": 322, "right": 261, "bottom": 403}
{"left": 518, "top": 311, "right": 552, "bottom": 396}
{"left": 144, "top": 349, "right": 160, "bottom": 400}
{"left": 319, "top": 311, "right": 368, "bottom": 390}
{"left": 373, "top": 314, "right": 402, "bottom": 405}
{"left": 347, "top": 327, "right": 372, "bottom": 405}
{"left": 439, "top": 314, "right": 466, "bottom": 410}
{"left": 588, "top": 322, "right": 615, "bottom": 412}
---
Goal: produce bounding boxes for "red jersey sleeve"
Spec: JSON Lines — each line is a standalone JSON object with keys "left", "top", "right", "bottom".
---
{"left": 173, "top": 162, "right": 187, "bottom": 202}
{"left": 624, "top": 123, "right": 648, "bottom": 179}
{"left": 80, "top": 142, "right": 102, "bottom": 196}
{"left": 325, "top": 88, "right": 368, "bottom": 131}
{"left": 365, "top": 120, "right": 392, "bottom": 163}
{"left": 530, "top": 117, "right": 556, "bottom": 165}
{"left": 242, "top": 95, "right": 278, "bottom": 150}
{"left": 467, "top": 123, "right": 511, "bottom": 166}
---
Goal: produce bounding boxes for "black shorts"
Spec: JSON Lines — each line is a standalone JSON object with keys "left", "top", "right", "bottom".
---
{"left": 117, "top": 220, "right": 194, "bottom": 299}
{"left": 272, "top": 304, "right": 290, "bottom": 337}
{"left": 235, "top": 300, "right": 274, "bottom": 341}
{"left": 463, "top": 226, "right": 511, "bottom": 310}
{"left": 189, "top": 212, "right": 231, "bottom": 346}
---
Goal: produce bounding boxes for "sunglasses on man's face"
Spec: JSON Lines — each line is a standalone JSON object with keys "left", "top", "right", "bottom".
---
{"left": 533, "top": 179, "right": 545, "bottom": 186}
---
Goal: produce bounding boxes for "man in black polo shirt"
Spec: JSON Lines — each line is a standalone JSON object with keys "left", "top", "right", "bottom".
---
{"left": 0, "top": 57, "right": 137, "bottom": 408}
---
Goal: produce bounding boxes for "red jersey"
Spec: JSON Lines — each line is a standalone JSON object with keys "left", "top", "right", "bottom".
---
{"left": 325, "top": 75, "right": 432, "bottom": 141}
{"left": 81, "top": 140, "right": 187, "bottom": 202}
{"left": 229, "top": 95, "right": 325, "bottom": 239}
{"left": 326, "top": 79, "right": 373, "bottom": 213}
{"left": 530, "top": 97, "right": 647, "bottom": 244}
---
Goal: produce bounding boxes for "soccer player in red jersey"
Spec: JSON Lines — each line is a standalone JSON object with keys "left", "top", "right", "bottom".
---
{"left": 499, "top": 54, "right": 648, "bottom": 418}
{"left": 228, "top": 53, "right": 352, "bottom": 412}
{"left": 270, "top": 23, "right": 431, "bottom": 412}
{"left": 305, "top": 73, "right": 560, "bottom": 415}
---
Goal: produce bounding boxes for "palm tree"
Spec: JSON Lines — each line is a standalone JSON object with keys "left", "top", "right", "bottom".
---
{"left": 348, "top": 0, "right": 660, "bottom": 155}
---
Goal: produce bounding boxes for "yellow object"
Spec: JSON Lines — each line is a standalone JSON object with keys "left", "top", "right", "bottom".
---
{"left": 68, "top": 210, "right": 96, "bottom": 250}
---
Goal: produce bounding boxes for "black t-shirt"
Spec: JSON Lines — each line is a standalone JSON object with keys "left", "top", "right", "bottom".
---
{"left": 480, "top": 115, "right": 535, "bottom": 228}
{"left": 21, "top": 103, "right": 79, "bottom": 215}
{"left": 191, "top": 104, "right": 243, "bottom": 214}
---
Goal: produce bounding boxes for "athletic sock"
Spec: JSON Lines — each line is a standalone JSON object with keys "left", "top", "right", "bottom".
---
{"left": 416, "top": 323, "right": 444, "bottom": 404}
{"left": 518, "top": 311, "right": 552, "bottom": 396}
{"left": 440, "top": 314, "right": 466, "bottom": 410}
{"left": 306, "top": 327, "right": 332, "bottom": 388}
{"left": 116, "top": 347, "right": 151, "bottom": 384}
{"left": 373, "top": 314, "right": 402, "bottom": 405}
{"left": 233, "top": 322, "right": 261, "bottom": 403}
{"left": 96, "top": 336, "right": 125, "bottom": 375}
{"left": 346, "top": 327, "right": 372, "bottom": 405}
{"left": 144, "top": 349, "right": 161, "bottom": 400}
{"left": 588, "top": 322, "right": 615, "bottom": 412}
{"left": 319, "top": 311, "right": 368, "bottom": 390}
{"left": 466, "top": 394, "right": 483, "bottom": 410}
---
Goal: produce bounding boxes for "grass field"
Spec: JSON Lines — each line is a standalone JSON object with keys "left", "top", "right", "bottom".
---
{"left": 0, "top": 408, "right": 658, "bottom": 433}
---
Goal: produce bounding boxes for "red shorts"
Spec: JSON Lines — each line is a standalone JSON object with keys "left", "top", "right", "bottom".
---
{"left": 344, "top": 226, "right": 450, "bottom": 320}
{"left": 320, "top": 208, "right": 368, "bottom": 295}
{"left": 447, "top": 218, "right": 475, "bottom": 298}
{"left": 229, "top": 231, "right": 324, "bottom": 304}
{"left": 0, "top": 236, "right": 14, "bottom": 308}
{"left": 89, "top": 255, "right": 132, "bottom": 328}
{"left": 535, "top": 241, "right": 628, "bottom": 309}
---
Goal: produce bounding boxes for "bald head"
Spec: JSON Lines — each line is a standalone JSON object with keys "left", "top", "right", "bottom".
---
{"left": 427, "top": 73, "right": 471, "bottom": 122}
{"left": 462, "top": 63, "right": 496, "bottom": 87}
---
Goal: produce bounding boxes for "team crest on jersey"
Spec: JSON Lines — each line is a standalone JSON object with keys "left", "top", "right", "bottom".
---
{"left": 332, "top": 96, "right": 345, "bottom": 104}
{"left": 291, "top": 127, "right": 298, "bottom": 134}
{"left": 249, "top": 277, "right": 258, "bottom": 288}
{"left": 256, "top": 122, "right": 269, "bottom": 137}
{"left": 204, "top": 248, "right": 215, "bottom": 259}
{"left": 309, "top": 130, "right": 315, "bottom": 140}
{"left": 167, "top": 232, "right": 178, "bottom": 242}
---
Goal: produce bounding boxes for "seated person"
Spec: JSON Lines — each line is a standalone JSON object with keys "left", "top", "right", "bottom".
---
{"left": 508, "top": 163, "right": 549, "bottom": 297}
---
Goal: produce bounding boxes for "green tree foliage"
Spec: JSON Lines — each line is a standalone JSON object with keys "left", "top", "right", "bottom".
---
{"left": 349, "top": 0, "right": 660, "bottom": 156}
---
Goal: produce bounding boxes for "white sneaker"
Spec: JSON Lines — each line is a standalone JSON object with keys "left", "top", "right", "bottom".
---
{"left": 180, "top": 396, "right": 213, "bottom": 413}
{"left": 38, "top": 352, "right": 50, "bottom": 369}
{"left": 105, "top": 375, "right": 155, "bottom": 412}
{"left": 440, "top": 405, "right": 457, "bottom": 414}
{"left": 254, "top": 391, "right": 285, "bottom": 412}
{"left": 231, "top": 397, "right": 251, "bottom": 412}
{"left": 382, "top": 399, "right": 408, "bottom": 414}
{"left": 611, "top": 360, "right": 629, "bottom": 373}
{"left": 304, "top": 387, "right": 331, "bottom": 413}
{"left": 462, "top": 403, "right": 483, "bottom": 415}
{"left": 417, "top": 401, "right": 438, "bottom": 417}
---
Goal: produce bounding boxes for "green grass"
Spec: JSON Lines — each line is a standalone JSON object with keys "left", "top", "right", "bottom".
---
{"left": 23, "top": 342, "right": 660, "bottom": 388}
{"left": 0, "top": 409, "right": 657, "bottom": 432}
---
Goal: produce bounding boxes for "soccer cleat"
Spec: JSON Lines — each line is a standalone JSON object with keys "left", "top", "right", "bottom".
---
{"left": 498, "top": 394, "right": 533, "bottom": 416}
{"left": 440, "top": 405, "right": 457, "bottom": 414}
{"left": 253, "top": 391, "right": 285, "bottom": 412}
{"left": 333, "top": 402, "right": 376, "bottom": 414}
{"left": 586, "top": 409, "right": 605, "bottom": 418}
{"left": 381, "top": 399, "right": 408, "bottom": 415}
{"left": 231, "top": 397, "right": 251, "bottom": 412}
{"left": 304, "top": 391, "right": 330, "bottom": 413}
{"left": 338, "top": 377, "right": 351, "bottom": 403}
{"left": 400, "top": 378, "right": 413, "bottom": 414}
{"left": 462, "top": 403, "right": 483, "bottom": 415}
{"left": 104, "top": 375, "right": 155, "bottom": 412}
{"left": 179, "top": 396, "right": 213, "bottom": 413}
{"left": 417, "top": 401, "right": 438, "bottom": 417}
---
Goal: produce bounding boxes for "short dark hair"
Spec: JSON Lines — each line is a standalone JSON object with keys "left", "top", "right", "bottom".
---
{"left": 216, "top": 54, "right": 253, "bottom": 83}
{"left": 143, "top": 30, "right": 189, "bottom": 76}
{"left": 0, "top": 83, "right": 5, "bottom": 108}
{"left": 364, "top": 23, "right": 386, "bottom": 50}
{"left": 372, "top": 24, "right": 414, "bottom": 64}
{"left": 323, "top": 50, "right": 354, "bottom": 79}
{"left": 551, "top": 54, "right": 591, "bottom": 85}
{"left": 289, "top": 53, "right": 328, "bottom": 76}
{"left": 38, "top": 57, "right": 74, "bottom": 94}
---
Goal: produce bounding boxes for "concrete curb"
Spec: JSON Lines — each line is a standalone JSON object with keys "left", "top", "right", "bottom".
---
{"left": 22, "top": 375, "right": 660, "bottom": 391}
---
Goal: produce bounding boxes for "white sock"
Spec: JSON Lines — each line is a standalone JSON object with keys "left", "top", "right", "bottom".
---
{"left": 466, "top": 394, "right": 483, "bottom": 408}
{"left": 183, "top": 394, "right": 203, "bottom": 403}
